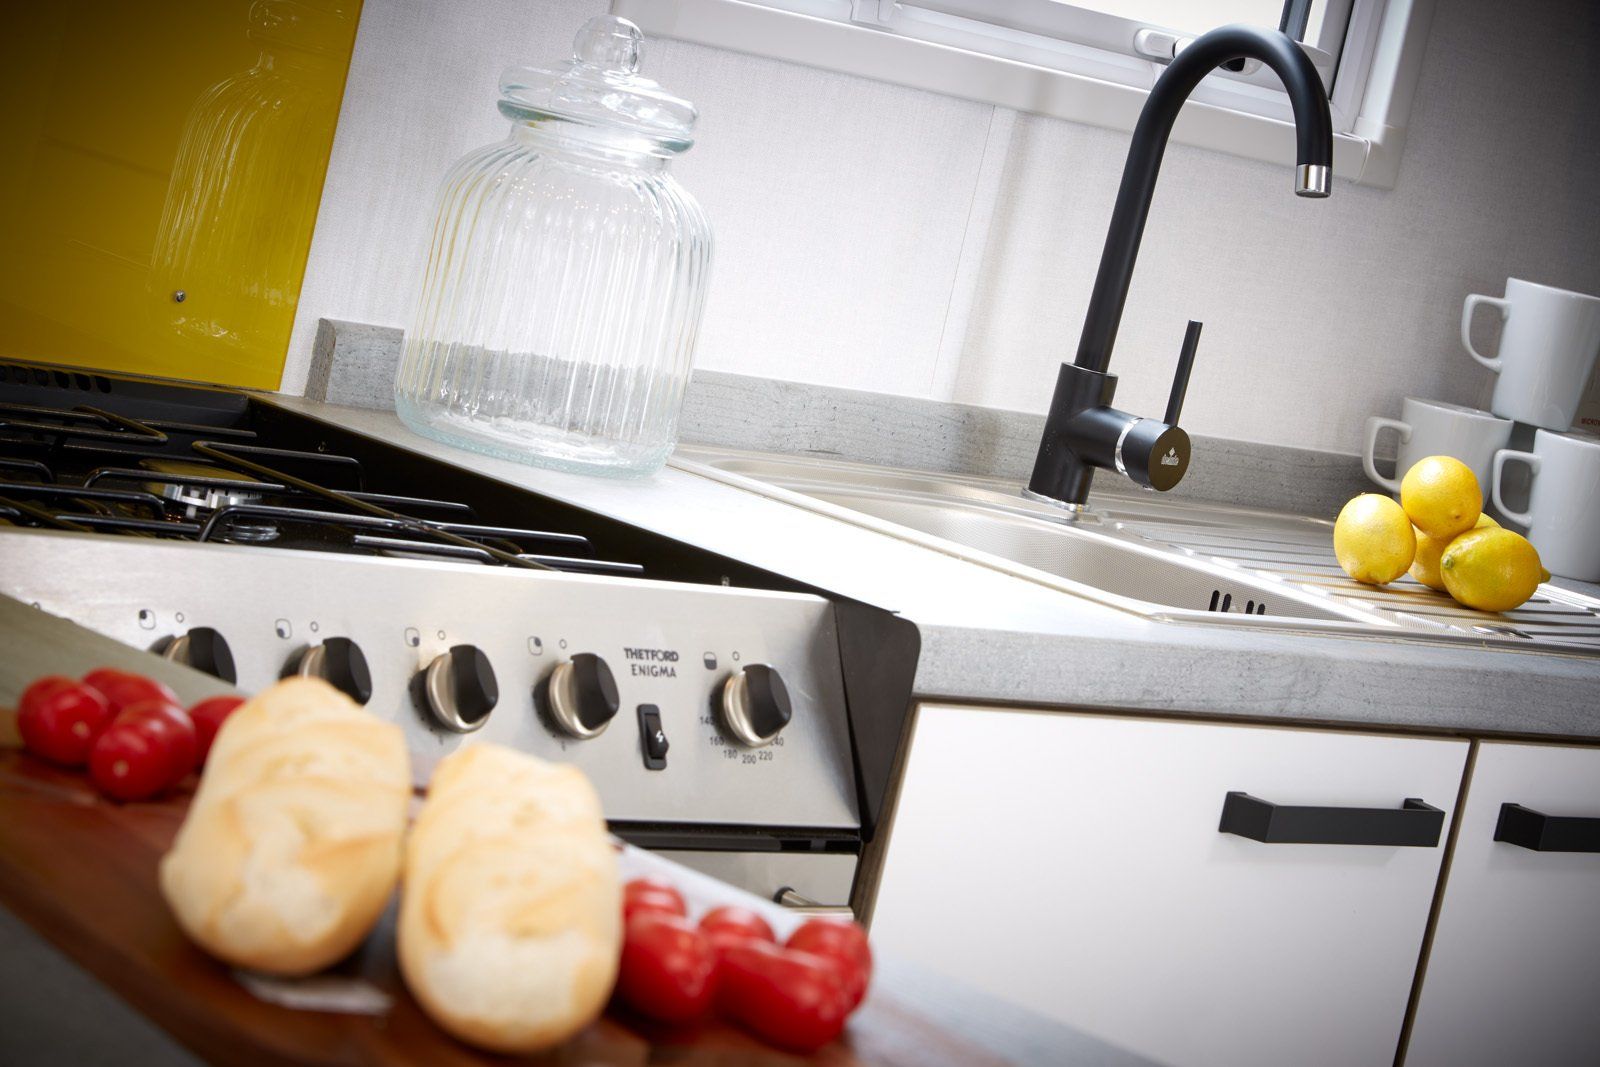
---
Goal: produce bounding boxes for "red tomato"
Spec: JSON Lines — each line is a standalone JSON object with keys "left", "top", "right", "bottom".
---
{"left": 188, "top": 694, "right": 246, "bottom": 764}
{"left": 88, "top": 723, "right": 175, "bottom": 802}
{"left": 787, "top": 918, "right": 873, "bottom": 1009}
{"left": 623, "top": 877, "right": 688, "bottom": 922}
{"left": 718, "top": 940, "right": 853, "bottom": 1053}
{"left": 16, "top": 676, "right": 113, "bottom": 767}
{"left": 114, "top": 702, "right": 199, "bottom": 785}
{"left": 699, "top": 905, "right": 776, "bottom": 959}
{"left": 616, "top": 912, "right": 719, "bottom": 1024}
{"left": 81, "top": 668, "right": 178, "bottom": 716}
{"left": 700, "top": 908, "right": 774, "bottom": 947}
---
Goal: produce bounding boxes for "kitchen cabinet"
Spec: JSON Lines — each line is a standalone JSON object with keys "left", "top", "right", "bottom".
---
{"left": 1403, "top": 741, "right": 1600, "bottom": 1067}
{"left": 869, "top": 704, "right": 1469, "bottom": 1067}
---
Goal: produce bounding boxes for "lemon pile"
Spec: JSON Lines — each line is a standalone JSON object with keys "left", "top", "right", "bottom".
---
{"left": 1332, "top": 456, "right": 1548, "bottom": 612}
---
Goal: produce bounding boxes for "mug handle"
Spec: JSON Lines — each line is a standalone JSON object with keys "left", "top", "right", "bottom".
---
{"left": 1461, "top": 294, "right": 1511, "bottom": 371}
{"left": 1492, "top": 448, "right": 1539, "bottom": 527}
{"left": 1363, "top": 416, "right": 1411, "bottom": 492}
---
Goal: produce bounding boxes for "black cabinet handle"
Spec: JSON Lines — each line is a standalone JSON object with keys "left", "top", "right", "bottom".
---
{"left": 1493, "top": 803, "right": 1600, "bottom": 853}
{"left": 1219, "top": 791, "right": 1444, "bottom": 847}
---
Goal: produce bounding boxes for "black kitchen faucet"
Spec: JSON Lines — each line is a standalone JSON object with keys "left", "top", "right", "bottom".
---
{"left": 1026, "top": 24, "right": 1334, "bottom": 511}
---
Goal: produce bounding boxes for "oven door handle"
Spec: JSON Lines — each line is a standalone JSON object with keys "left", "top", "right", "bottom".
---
{"left": 1219, "top": 791, "right": 1445, "bottom": 847}
{"left": 774, "top": 887, "right": 855, "bottom": 917}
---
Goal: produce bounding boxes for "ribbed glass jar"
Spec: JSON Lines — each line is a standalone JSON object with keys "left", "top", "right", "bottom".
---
{"left": 394, "top": 16, "right": 711, "bottom": 475}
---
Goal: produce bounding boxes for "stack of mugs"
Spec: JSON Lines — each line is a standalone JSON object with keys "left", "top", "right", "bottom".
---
{"left": 1364, "top": 278, "right": 1600, "bottom": 582}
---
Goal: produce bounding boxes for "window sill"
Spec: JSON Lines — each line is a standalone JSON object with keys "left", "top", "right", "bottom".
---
{"left": 614, "top": 0, "right": 1416, "bottom": 189}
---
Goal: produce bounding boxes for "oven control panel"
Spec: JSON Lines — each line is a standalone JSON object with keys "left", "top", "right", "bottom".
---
{"left": 3, "top": 530, "right": 860, "bottom": 831}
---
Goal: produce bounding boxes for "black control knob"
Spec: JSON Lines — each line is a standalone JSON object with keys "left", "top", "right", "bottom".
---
{"left": 719, "top": 664, "right": 792, "bottom": 748}
{"left": 546, "top": 653, "right": 620, "bottom": 739}
{"left": 420, "top": 644, "right": 498, "bottom": 733}
{"left": 159, "top": 626, "right": 236, "bottom": 684}
{"left": 288, "top": 637, "right": 372, "bottom": 705}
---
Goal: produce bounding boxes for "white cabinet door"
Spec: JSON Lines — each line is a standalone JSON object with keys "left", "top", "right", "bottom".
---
{"left": 1404, "top": 741, "right": 1600, "bottom": 1067}
{"left": 869, "top": 704, "right": 1469, "bottom": 1067}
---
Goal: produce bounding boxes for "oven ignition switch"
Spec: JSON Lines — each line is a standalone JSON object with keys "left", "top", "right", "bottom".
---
{"left": 718, "top": 664, "right": 793, "bottom": 748}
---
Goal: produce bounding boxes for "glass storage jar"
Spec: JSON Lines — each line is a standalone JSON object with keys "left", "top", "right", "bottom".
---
{"left": 394, "top": 15, "right": 711, "bottom": 475}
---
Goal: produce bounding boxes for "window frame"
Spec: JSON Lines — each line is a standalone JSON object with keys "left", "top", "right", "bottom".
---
{"left": 878, "top": 0, "right": 1351, "bottom": 95}
{"left": 610, "top": 0, "right": 1435, "bottom": 188}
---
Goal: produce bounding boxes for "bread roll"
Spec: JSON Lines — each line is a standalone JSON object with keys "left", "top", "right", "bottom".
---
{"left": 159, "top": 677, "right": 409, "bottom": 976}
{"left": 399, "top": 744, "right": 620, "bottom": 1053}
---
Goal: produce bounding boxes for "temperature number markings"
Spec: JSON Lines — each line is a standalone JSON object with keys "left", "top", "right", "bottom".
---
{"left": 718, "top": 744, "right": 777, "bottom": 763}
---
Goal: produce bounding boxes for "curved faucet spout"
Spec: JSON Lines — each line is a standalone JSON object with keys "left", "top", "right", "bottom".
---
{"left": 1025, "top": 25, "right": 1331, "bottom": 511}
{"left": 1074, "top": 24, "right": 1332, "bottom": 375}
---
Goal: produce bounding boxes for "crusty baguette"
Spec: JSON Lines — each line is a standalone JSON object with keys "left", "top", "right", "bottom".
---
{"left": 158, "top": 677, "right": 409, "bottom": 976}
{"left": 399, "top": 744, "right": 620, "bottom": 1053}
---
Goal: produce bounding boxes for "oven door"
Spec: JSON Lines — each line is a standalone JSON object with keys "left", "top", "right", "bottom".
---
{"left": 614, "top": 825, "right": 859, "bottom": 916}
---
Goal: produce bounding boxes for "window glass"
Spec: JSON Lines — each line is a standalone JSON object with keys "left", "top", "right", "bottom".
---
{"left": 1041, "top": 1, "right": 1296, "bottom": 35}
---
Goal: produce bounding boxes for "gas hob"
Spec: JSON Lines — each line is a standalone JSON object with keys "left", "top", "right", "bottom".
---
{"left": 0, "top": 360, "right": 919, "bottom": 913}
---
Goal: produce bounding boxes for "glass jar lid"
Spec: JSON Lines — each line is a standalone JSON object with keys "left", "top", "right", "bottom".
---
{"left": 498, "top": 15, "right": 697, "bottom": 152}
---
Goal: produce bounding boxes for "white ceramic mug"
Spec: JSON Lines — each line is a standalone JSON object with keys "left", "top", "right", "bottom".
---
{"left": 1363, "top": 397, "right": 1512, "bottom": 501}
{"left": 1462, "top": 278, "right": 1600, "bottom": 430}
{"left": 1492, "top": 430, "right": 1600, "bottom": 581}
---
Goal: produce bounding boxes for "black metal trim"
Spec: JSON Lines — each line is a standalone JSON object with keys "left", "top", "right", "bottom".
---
{"left": 1219, "top": 790, "right": 1444, "bottom": 847}
{"left": 610, "top": 821, "right": 860, "bottom": 854}
{"left": 1493, "top": 802, "right": 1600, "bottom": 853}
{"left": 1280, "top": 0, "right": 1314, "bottom": 39}
{"left": 831, "top": 600, "right": 921, "bottom": 841}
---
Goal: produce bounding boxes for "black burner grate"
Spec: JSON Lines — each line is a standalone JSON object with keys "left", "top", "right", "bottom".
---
{"left": 0, "top": 396, "right": 643, "bottom": 577}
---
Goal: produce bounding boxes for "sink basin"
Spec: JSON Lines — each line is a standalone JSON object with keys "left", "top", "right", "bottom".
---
{"left": 678, "top": 449, "right": 1600, "bottom": 654}
{"left": 800, "top": 487, "right": 1351, "bottom": 623}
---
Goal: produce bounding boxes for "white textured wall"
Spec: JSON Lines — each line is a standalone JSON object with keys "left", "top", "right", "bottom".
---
{"left": 955, "top": 0, "right": 1600, "bottom": 448}
{"left": 285, "top": 0, "right": 1600, "bottom": 454}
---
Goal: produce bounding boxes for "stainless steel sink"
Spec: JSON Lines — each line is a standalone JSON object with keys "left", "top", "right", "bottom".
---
{"left": 676, "top": 449, "right": 1600, "bottom": 655}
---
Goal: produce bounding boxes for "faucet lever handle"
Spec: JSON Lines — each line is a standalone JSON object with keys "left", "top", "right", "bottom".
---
{"left": 1165, "top": 319, "right": 1201, "bottom": 426}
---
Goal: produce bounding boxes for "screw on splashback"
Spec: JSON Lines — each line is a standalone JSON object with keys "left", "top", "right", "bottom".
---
{"left": 173, "top": 290, "right": 186, "bottom": 302}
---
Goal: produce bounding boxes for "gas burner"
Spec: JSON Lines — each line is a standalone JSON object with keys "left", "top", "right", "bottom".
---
{"left": 0, "top": 372, "right": 636, "bottom": 575}
{"left": 142, "top": 459, "right": 266, "bottom": 517}
{"left": 215, "top": 515, "right": 281, "bottom": 543}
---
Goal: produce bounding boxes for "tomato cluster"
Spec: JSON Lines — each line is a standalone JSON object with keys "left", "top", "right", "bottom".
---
{"left": 14, "top": 669, "right": 245, "bottom": 801}
{"left": 614, "top": 876, "right": 873, "bottom": 1053}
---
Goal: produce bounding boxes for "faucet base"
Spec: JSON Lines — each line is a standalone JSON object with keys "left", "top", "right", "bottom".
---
{"left": 1028, "top": 362, "right": 1117, "bottom": 506}
{"left": 1020, "top": 488, "right": 1088, "bottom": 516}
{"left": 1027, "top": 360, "right": 1192, "bottom": 506}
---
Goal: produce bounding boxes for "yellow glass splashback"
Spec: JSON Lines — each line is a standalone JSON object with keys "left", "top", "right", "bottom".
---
{"left": 0, "top": 0, "right": 359, "bottom": 389}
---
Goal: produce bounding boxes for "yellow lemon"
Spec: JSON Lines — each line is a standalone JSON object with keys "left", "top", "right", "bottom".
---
{"left": 1409, "top": 513, "right": 1498, "bottom": 592}
{"left": 1334, "top": 494, "right": 1415, "bottom": 585}
{"left": 1440, "top": 527, "right": 1544, "bottom": 612}
{"left": 1400, "top": 456, "right": 1482, "bottom": 539}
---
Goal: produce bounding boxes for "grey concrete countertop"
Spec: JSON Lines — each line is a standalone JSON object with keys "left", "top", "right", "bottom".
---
{"left": 269, "top": 396, "right": 1600, "bottom": 743}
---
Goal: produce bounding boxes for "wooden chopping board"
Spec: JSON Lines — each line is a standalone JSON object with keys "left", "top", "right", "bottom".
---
{"left": 0, "top": 750, "right": 1013, "bottom": 1067}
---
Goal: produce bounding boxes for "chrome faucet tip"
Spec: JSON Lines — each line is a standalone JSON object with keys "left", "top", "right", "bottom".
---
{"left": 1295, "top": 163, "right": 1331, "bottom": 197}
